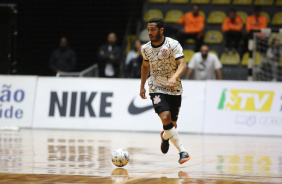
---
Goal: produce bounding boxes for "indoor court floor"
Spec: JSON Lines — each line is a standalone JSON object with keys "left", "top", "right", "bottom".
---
{"left": 0, "top": 129, "right": 282, "bottom": 184}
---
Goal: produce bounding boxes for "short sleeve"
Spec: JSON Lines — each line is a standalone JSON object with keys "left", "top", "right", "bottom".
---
{"left": 213, "top": 54, "right": 222, "bottom": 70}
{"left": 188, "top": 54, "right": 196, "bottom": 69}
{"left": 141, "top": 47, "right": 149, "bottom": 61}
{"left": 172, "top": 42, "right": 184, "bottom": 60}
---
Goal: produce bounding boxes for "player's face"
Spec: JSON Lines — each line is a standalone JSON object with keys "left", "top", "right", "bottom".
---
{"left": 147, "top": 23, "right": 163, "bottom": 42}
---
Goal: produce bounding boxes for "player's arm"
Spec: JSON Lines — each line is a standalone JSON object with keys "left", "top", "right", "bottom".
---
{"left": 167, "top": 58, "right": 186, "bottom": 90}
{"left": 140, "top": 60, "right": 150, "bottom": 99}
{"left": 173, "top": 57, "right": 187, "bottom": 79}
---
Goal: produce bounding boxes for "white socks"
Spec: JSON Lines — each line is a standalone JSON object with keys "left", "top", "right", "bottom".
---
{"left": 163, "top": 126, "right": 186, "bottom": 153}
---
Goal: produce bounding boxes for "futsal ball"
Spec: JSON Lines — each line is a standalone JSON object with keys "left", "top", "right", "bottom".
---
{"left": 111, "top": 148, "right": 130, "bottom": 167}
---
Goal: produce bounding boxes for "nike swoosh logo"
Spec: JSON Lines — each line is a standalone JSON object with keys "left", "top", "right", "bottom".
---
{"left": 128, "top": 97, "right": 154, "bottom": 115}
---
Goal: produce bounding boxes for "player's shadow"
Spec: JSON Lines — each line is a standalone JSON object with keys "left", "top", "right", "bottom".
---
{"left": 111, "top": 168, "right": 129, "bottom": 183}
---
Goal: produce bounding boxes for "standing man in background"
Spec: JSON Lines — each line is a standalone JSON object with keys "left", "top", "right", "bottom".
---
{"left": 140, "top": 18, "right": 190, "bottom": 164}
{"left": 49, "top": 37, "right": 76, "bottom": 74}
{"left": 97, "top": 32, "right": 121, "bottom": 78}
{"left": 177, "top": 4, "right": 205, "bottom": 52}
{"left": 243, "top": 6, "right": 267, "bottom": 54}
{"left": 222, "top": 8, "right": 243, "bottom": 52}
{"left": 185, "top": 45, "right": 222, "bottom": 80}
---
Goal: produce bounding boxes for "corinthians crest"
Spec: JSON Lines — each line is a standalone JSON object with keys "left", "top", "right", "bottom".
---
{"left": 160, "top": 49, "right": 168, "bottom": 58}
{"left": 153, "top": 95, "right": 161, "bottom": 104}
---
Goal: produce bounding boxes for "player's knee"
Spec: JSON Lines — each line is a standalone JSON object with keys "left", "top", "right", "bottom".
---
{"left": 159, "top": 112, "right": 171, "bottom": 125}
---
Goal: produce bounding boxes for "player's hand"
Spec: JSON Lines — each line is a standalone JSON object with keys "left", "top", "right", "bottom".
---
{"left": 167, "top": 77, "right": 176, "bottom": 90}
{"left": 140, "top": 88, "right": 147, "bottom": 99}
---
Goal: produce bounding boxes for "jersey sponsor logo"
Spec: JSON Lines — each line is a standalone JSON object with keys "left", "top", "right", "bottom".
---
{"left": 218, "top": 89, "right": 274, "bottom": 112}
{"left": 153, "top": 95, "right": 161, "bottom": 104}
{"left": 128, "top": 97, "right": 153, "bottom": 115}
{"left": 160, "top": 49, "right": 168, "bottom": 58}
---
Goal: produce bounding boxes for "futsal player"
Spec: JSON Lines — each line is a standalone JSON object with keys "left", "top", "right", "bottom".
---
{"left": 139, "top": 18, "right": 190, "bottom": 164}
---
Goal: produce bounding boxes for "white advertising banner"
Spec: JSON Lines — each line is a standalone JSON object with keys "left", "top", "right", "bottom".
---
{"left": 0, "top": 75, "right": 37, "bottom": 128}
{"left": 33, "top": 78, "right": 205, "bottom": 133}
{"left": 204, "top": 81, "right": 282, "bottom": 136}
{"left": 180, "top": 81, "right": 205, "bottom": 133}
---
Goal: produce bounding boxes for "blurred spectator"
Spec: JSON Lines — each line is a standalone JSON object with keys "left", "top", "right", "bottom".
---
{"left": 49, "top": 37, "right": 76, "bottom": 74}
{"left": 246, "top": 6, "right": 267, "bottom": 35}
{"left": 97, "top": 32, "right": 121, "bottom": 78}
{"left": 266, "top": 38, "right": 281, "bottom": 81}
{"left": 243, "top": 6, "right": 267, "bottom": 54}
{"left": 124, "top": 40, "right": 143, "bottom": 78}
{"left": 222, "top": 8, "right": 243, "bottom": 52}
{"left": 177, "top": 4, "right": 205, "bottom": 52}
{"left": 185, "top": 45, "right": 222, "bottom": 80}
{"left": 125, "top": 40, "right": 142, "bottom": 65}
{"left": 124, "top": 55, "right": 143, "bottom": 78}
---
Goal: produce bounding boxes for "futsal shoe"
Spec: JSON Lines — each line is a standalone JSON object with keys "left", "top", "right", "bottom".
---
{"left": 160, "top": 130, "right": 169, "bottom": 154}
{"left": 178, "top": 151, "right": 190, "bottom": 164}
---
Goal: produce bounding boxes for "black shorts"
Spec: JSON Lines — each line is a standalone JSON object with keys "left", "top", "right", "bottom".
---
{"left": 149, "top": 93, "right": 181, "bottom": 122}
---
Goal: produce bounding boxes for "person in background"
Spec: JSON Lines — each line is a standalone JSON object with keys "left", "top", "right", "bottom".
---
{"left": 177, "top": 4, "right": 205, "bottom": 52}
{"left": 243, "top": 6, "right": 267, "bottom": 54}
{"left": 246, "top": 6, "right": 267, "bottom": 35}
{"left": 185, "top": 45, "right": 222, "bottom": 80}
{"left": 49, "top": 37, "right": 76, "bottom": 74}
{"left": 97, "top": 32, "right": 121, "bottom": 78}
{"left": 124, "top": 40, "right": 143, "bottom": 78}
{"left": 124, "top": 55, "right": 143, "bottom": 78}
{"left": 125, "top": 40, "right": 142, "bottom": 65}
{"left": 222, "top": 8, "right": 243, "bottom": 52}
{"left": 266, "top": 38, "right": 281, "bottom": 81}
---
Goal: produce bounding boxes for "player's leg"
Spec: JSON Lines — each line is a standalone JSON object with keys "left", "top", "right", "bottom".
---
{"left": 159, "top": 111, "right": 172, "bottom": 154}
{"left": 159, "top": 110, "right": 190, "bottom": 164}
{"left": 150, "top": 93, "right": 190, "bottom": 164}
{"left": 169, "top": 95, "right": 190, "bottom": 164}
{"left": 150, "top": 94, "right": 171, "bottom": 154}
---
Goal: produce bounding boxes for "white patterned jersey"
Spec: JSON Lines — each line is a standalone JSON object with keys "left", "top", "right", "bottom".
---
{"left": 141, "top": 37, "right": 184, "bottom": 95}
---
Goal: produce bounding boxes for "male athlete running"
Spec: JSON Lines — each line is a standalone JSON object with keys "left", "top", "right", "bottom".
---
{"left": 140, "top": 18, "right": 190, "bottom": 164}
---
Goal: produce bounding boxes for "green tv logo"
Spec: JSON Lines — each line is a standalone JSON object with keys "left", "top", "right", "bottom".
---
{"left": 218, "top": 89, "right": 274, "bottom": 112}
